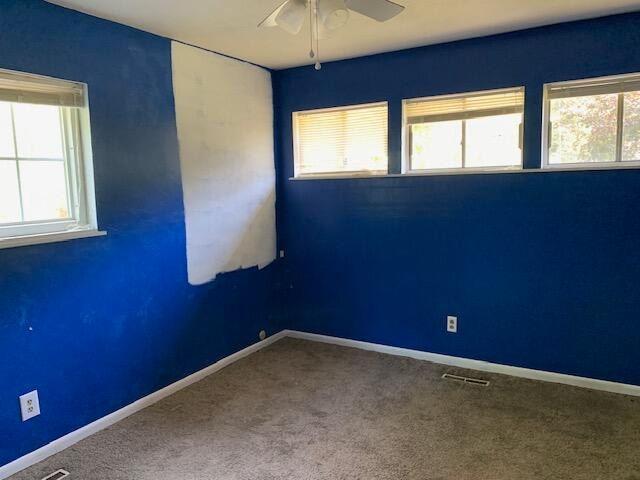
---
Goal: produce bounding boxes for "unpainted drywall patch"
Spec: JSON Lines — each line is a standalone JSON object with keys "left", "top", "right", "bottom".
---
{"left": 171, "top": 42, "right": 276, "bottom": 284}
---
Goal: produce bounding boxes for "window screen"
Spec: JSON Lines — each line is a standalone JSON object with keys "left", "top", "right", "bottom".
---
{"left": 545, "top": 73, "right": 640, "bottom": 166}
{"left": 404, "top": 88, "right": 524, "bottom": 171}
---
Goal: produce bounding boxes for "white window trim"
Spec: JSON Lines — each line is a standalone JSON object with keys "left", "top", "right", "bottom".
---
{"left": 293, "top": 169, "right": 388, "bottom": 179}
{"left": 0, "top": 228, "right": 106, "bottom": 250}
{"left": 0, "top": 68, "right": 103, "bottom": 247}
{"left": 542, "top": 72, "right": 640, "bottom": 170}
{"left": 292, "top": 101, "right": 389, "bottom": 178}
{"left": 288, "top": 163, "right": 640, "bottom": 181}
{"left": 402, "top": 87, "right": 525, "bottom": 174}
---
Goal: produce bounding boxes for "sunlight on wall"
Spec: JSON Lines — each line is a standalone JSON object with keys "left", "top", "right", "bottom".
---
{"left": 171, "top": 42, "right": 276, "bottom": 285}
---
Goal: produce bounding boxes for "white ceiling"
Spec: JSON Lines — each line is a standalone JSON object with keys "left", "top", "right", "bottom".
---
{"left": 47, "top": 0, "right": 640, "bottom": 69}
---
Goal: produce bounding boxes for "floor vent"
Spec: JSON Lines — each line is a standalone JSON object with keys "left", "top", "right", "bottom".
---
{"left": 41, "top": 469, "right": 70, "bottom": 480}
{"left": 442, "top": 373, "right": 490, "bottom": 387}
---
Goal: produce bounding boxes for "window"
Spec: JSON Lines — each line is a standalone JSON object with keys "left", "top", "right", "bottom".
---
{"left": 293, "top": 102, "right": 388, "bottom": 177}
{"left": 544, "top": 73, "right": 640, "bottom": 167}
{"left": 0, "top": 69, "right": 99, "bottom": 246}
{"left": 403, "top": 87, "right": 524, "bottom": 172}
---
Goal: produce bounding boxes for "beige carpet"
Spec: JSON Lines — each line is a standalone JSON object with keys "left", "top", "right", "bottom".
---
{"left": 10, "top": 338, "right": 640, "bottom": 480}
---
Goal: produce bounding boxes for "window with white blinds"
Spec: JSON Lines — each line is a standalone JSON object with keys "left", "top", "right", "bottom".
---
{"left": 543, "top": 72, "right": 640, "bottom": 167}
{"left": 293, "top": 102, "right": 388, "bottom": 177}
{"left": 0, "top": 68, "right": 99, "bottom": 246}
{"left": 403, "top": 87, "right": 524, "bottom": 172}
{"left": 0, "top": 70, "right": 85, "bottom": 107}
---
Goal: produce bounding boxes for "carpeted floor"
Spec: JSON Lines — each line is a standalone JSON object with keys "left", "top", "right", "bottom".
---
{"left": 10, "top": 338, "right": 640, "bottom": 480}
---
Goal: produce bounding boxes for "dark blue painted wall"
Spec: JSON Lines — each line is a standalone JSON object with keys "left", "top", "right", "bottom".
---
{"left": 0, "top": 0, "right": 283, "bottom": 466}
{"left": 273, "top": 13, "right": 640, "bottom": 386}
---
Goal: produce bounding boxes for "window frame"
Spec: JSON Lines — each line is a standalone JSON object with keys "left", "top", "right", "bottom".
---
{"left": 402, "top": 87, "right": 525, "bottom": 175}
{"left": 0, "top": 68, "right": 102, "bottom": 249}
{"left": 542, "top": 72, "right": 640, "bottom": 170}
{"left": 292, "top": 101, "right": 389, "bottom": 178}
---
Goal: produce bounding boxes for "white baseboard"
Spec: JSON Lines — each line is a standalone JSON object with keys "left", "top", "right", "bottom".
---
{"left": 0, "top": 331, "right": 286, "bottom": 480}
{"left": 283, "top": 330, "right": 640, "bottom": 397}
{"left": 4, "top": 328, "right": 639, "bottom": 479}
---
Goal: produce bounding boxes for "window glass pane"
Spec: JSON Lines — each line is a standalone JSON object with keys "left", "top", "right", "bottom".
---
{"left": 19, "top": 160, "right": 70, "bottom": 221}
{"left": 13, "top": 103, "right": 64, "bottom": 159}
{"left": 410, "top": 121, "right": 462, "bottom": 170}
{"left": 623, "top": 91, "right": 640, "bottom": 162}
{"left": 0, "top": 102, "right": 15, "bottom": 158}
{"left": 465, "top": 113, "right": 522, "bottom": 168}
{"left": 0, "top": 160, "right": 21, "bottom": 224}
{"left": 549, "top": 94, "right": 618, "bottom": 164}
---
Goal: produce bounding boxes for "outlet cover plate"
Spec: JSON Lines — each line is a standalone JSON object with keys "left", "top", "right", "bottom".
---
{"left": 20, "top": 390, "right": 40, "bottom": 421}
{"left": 447, "top": 316, "right": 458, "bottom": 333}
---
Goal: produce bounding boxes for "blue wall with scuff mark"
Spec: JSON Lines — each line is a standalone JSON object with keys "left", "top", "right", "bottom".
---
{"left": 273, "top": 13, "right": 640, "bottom": 386}
{"left": 0, "top": 0, "right": 283, "bottom": 467}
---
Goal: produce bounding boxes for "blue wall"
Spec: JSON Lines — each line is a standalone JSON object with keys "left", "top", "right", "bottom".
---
{"left": 0, "top": 0, "right": 283, "bottom": 466}
{"left": 273, "top": 13, "right": 640, "bottom": 386}
{"left": 3, "top": 2, "right": 640, "bottom": 470}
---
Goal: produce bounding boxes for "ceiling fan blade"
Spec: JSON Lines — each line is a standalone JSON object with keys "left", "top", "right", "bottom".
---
{"left": 319, "top": 0, "right": 350, "bottom": 30}
{"left": 344, "top": 0, "right": 404, "bottom": 22}
{"left": 275, "top": 0, "right": 308, "bottom": 34}
{"left": 317, "top": 19, "right": 331, "bottom": 39}
{"left": 258, "top": 0, "right": 290, "bottom": 28}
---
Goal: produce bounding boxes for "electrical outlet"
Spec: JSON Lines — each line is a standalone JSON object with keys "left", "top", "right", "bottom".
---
{"left": 447, "top": 316, "right": 458, "bottom": 333}
{"left": 20, "top": 390, "right": 40, "bottom": 421}
{"left": 279, "top": 250, "right": 285, "bottom": 258}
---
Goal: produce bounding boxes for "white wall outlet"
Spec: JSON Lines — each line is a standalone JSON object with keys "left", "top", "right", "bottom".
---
{"left": 20, "top": 390, "right": 41, "bottom": 421}
{"left": 279, "top": 250, "right": 285, "bottom": 258}
{"left": 447, "top": 316, "right": 458, "bottom": 333}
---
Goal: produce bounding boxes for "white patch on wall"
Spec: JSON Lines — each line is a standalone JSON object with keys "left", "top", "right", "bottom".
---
{"left": 171, "top": 42, "right": 276, "bottom": 285}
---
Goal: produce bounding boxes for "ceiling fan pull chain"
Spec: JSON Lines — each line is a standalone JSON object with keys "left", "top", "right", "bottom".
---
{"left": 309, "top": 0, "right": 315, "bottom": 58}
{"left": 257, "top": 0, "right": 405, "bottom": 70}
{"left": 314, "top": 0, "right": 322, "bottom": 70}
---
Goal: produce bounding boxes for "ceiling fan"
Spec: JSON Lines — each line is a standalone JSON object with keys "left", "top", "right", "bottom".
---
{"left": 259, "top": 0, "right": 405, "bottom": 70}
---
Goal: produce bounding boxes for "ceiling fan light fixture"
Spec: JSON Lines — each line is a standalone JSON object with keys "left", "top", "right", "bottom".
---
{"left": 275, "top": 0, "right": 307, "bottom": 35}
{"left": 258, "top": 0, "right": 405, "bottom": 71}
{"left": 319, "top": 0, "right": 350, "bottom": 30}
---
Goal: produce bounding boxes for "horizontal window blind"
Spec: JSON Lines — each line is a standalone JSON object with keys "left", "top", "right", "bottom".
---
{"left": 294, "top": 103, "right": 388, "bottom": 176}
{"left": 547, "top": 75, "right": 640, "bottom": 99}
{"left": 405, "top": 88, "right": 524, "bottom": 123}
{"left": 0, "top": 69, "right": 85, "bottom": 107}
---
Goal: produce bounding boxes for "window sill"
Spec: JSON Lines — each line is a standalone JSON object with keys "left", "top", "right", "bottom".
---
{"left": 0, "top": 228, "right": 107, "bottom": 250}
{"left": 542, "top": 162, "right": 640, "bottom": 171}
{"left": 290, "top": 171, "right": 388, "bottom": 180}
{"left": 289, "top": 167, "right": 522, "bottom": 180}
{"left": 405, "top": 166, "right": 523, "bottom": 176}
{"left": 289, "top": 164, "right": 640, "bottom": 180}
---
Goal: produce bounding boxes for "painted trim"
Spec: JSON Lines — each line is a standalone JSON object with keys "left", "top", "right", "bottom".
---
{"left": 283, "top": 330, "right": 640, "bottom": 397}
{"left": 0, "top": 229, "right": 106, "bottom": 250}
{"left": 0, "top": 331, "right": 286, "bottom": 480}
{"left": 541, "top": 161, "right": 640, "bottom": 171}
{"left": 4, "top": 328, "right": 639, "bottom": 478}
{"left": 288, "top": 163, "right": 640, "bottom": 180}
